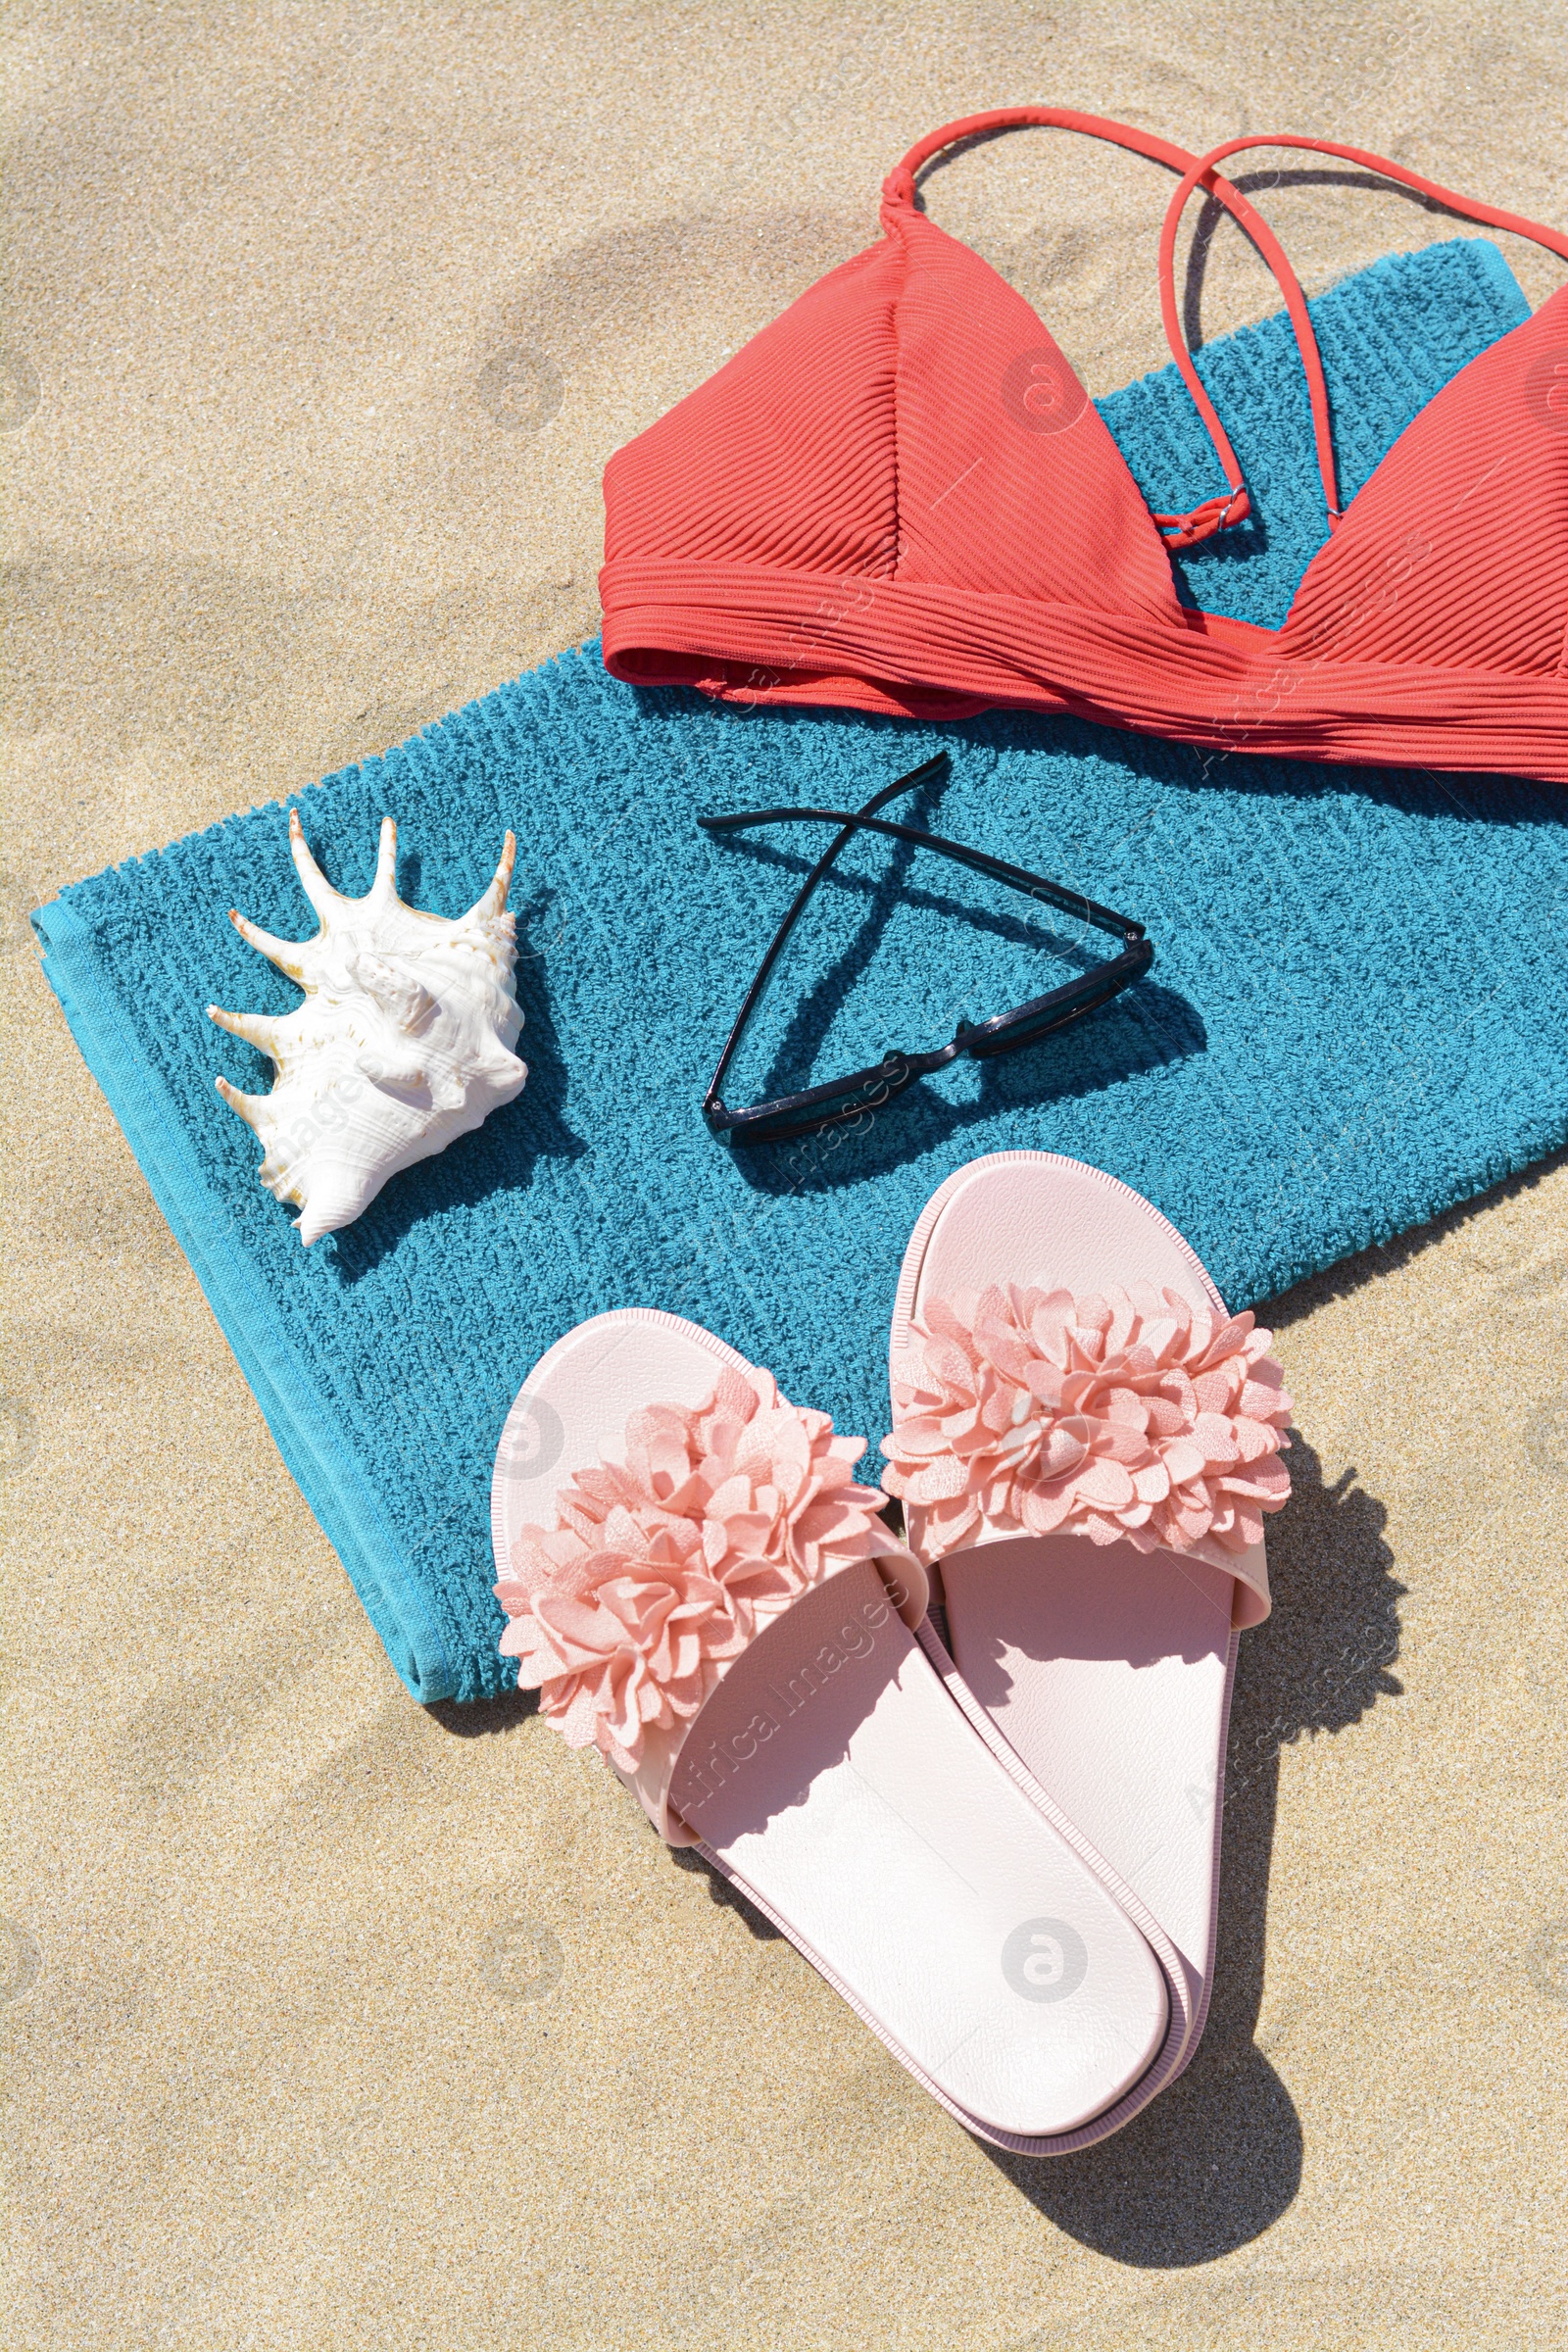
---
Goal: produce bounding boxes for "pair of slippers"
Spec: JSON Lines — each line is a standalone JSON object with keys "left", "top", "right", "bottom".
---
{"left": 490, "top": 1152, "right": 1292, "bottom": 2153}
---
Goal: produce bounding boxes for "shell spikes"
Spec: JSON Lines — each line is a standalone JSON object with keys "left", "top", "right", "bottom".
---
{"left": 211, "top": 810, "right": 527, "bottom": 1245}
{"left": 465, "top": 832, "right": 516, "bottom": 925}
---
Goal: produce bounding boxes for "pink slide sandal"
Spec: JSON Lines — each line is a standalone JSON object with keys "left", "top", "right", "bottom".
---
{"left": 491, "top": 1307, "right": 1194, "bottom": 2151}
{"left": 883, "top": 1153, "right": 1293, "bottom": 2103}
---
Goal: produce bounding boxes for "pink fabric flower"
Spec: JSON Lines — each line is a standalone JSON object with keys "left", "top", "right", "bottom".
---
{"left": 496, "top": 1361, "right": 913, "bottom": 1774}
{"left": 882, "top": 1283, "right": 1292, "bottom": 1561}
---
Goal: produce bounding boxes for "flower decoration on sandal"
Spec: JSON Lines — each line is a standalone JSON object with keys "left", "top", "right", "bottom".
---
{"left": 497, "top": 1362, "right": 919, "bottom": 1774}
{"left": 882, "top": 1284, "right": 1292, "bottom": 1561}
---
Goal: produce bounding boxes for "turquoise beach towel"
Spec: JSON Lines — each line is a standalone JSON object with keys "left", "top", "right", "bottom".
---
{"left": 37, "top": 239, "right": 1567, "bottom": 1702}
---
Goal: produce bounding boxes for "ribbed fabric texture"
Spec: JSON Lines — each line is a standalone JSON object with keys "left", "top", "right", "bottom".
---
{"left": 602, "top": 193, "right": 1568, "bottom": 777}
{"left": 37, "top": 241, "right": 1568, "bottom": 1706}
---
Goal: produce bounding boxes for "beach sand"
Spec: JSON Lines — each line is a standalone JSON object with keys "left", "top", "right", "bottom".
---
{"left": 3, "top": 5, "right": 1566, "bottom": 2344}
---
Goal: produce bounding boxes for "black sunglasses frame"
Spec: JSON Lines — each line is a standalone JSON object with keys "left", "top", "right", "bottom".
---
{"left": 698, "top": 754, "right": 1154, "bottom": 1147}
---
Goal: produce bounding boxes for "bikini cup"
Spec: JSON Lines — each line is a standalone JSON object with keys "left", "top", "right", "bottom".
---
{"left": 599, "top": 110, "right": 1568, "bottom": 777}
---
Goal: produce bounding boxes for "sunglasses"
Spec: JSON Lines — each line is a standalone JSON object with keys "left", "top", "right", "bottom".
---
{"left": 698, "top": 754, "right": 1154, "bottom": 1146}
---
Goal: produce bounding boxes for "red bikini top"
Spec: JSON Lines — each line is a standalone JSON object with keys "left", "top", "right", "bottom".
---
{"left": 600, "top": 111, "right": 1568, "bottom": 782}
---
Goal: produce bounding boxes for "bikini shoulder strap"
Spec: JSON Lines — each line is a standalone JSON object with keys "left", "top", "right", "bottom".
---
{"left": 1157, "top": 135, "right": 1568, "bottom": 535}
{"left": 884, "top": 108, "right": 1329, "bottom": 546}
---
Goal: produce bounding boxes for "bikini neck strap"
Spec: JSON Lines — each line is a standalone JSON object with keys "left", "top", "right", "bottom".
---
{"left": 1157, "top": 135, "right": 1568, "bottom": 535}
{"left": 884, "top": 107, "right": 1329, "bottom": 546}
{"left": 888, "top": 113, "right": 1568, "bottom": 548}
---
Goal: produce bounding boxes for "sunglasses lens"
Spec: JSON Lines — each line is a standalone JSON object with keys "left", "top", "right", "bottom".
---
{"left": 716, "top": 1053, "right": 916, "bottom": 1144}
{"left": 968, "top": 1000, "right": 1101, "bottom": 1057}
{"left": 965, "top": 951, "right": 1147, "bottom": 1058}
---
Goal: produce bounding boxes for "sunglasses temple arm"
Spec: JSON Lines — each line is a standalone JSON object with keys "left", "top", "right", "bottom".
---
{"left": 698, "top": 753, "right": 950, "bottom": 838}
{"left": 704, "top": 806, "right": 1142, "bottom": 943}
{"left": 703, "top": 830, "right": 852, "bottom": 1111}
{"left": 700, "top": 757, "right": 951, "bottom": 1111}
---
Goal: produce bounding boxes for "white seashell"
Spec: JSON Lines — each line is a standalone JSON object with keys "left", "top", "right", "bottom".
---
{"left": 210, "top": 809, "right": 526, "bottom": 1245}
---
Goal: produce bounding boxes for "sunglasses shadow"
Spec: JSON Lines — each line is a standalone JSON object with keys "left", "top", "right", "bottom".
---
{"left": 708, "top": 835, "right": 1207, "bottom": 1196}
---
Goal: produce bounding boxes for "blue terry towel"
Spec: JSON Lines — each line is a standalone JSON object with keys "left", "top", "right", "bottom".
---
{"left": 37, "top": 238, "right": 1567, "bottom": 1703}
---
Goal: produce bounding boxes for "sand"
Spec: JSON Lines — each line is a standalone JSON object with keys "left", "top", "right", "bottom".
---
{"left": 3, "top": 4, "right": 1567, "bottom": 2345}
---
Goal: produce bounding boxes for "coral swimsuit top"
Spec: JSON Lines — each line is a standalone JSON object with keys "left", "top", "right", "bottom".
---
{"left": 599, "top": 111, "right": 1568, "bottom": 782}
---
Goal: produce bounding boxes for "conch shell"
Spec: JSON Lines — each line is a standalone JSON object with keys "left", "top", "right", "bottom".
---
{"left": 210, "top": 809, "right": 526, "bottom": 1244}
